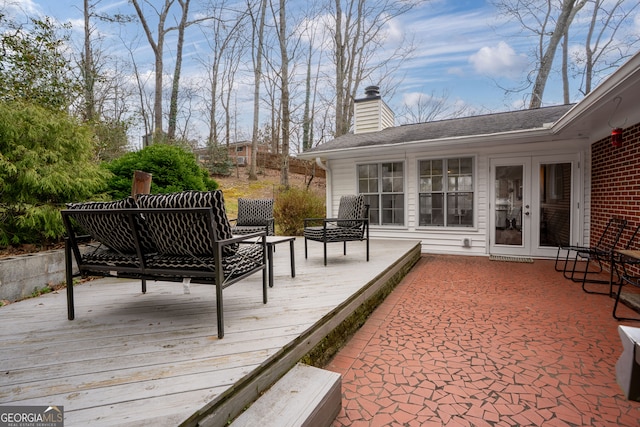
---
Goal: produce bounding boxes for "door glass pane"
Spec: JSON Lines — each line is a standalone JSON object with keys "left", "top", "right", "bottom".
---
{"left": 495, "top": 165, "right": 523, "bottom": 246}
{"left": 539, "top": 163, "right": 571, "bottom": 247}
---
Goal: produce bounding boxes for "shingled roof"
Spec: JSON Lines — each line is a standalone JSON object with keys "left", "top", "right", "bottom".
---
{"left": 305, "top": 104, "right": 575, "bottom": 154}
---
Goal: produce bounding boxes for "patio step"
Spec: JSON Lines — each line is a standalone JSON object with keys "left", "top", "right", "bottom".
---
{"left": 230, "top": 363, "right": 342, "bottom": 427}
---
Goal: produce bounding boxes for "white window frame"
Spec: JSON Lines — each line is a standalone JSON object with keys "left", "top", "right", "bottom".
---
{"left": 418, "top": 157, "right": 475, "bottom": 228}
{"left": 357, "top": 161, "right": 405, "bottom": 226}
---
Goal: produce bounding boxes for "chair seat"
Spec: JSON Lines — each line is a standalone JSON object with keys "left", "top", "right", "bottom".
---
{"left": 80, "top": 241, "right": 264, "bottom": 280}
{"left": 146, "top": 245, "right": 264, "bottom": 279}
{"left": 83, "top": 250, "right": 141, "bottom": 268}
{"left": 304, "top": 225, "right": 364, "bottom": 242}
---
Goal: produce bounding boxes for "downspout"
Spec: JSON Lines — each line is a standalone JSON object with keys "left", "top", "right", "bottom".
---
{"left": 315, "top": 157, "right": 332, "bottom": 216}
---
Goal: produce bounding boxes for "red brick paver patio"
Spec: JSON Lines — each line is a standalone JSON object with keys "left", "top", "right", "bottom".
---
{"left": 326, "top": 255, "right": 640, "bottom": 426}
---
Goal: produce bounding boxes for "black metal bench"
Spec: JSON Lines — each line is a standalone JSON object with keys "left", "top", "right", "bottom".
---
{"left": 61, "top": 191, "right": 267, "bottom": 339}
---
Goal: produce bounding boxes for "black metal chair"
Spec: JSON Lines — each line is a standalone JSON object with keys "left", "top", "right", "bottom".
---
{"left": 230, "top": 198, "right": 275, "bottom": 236}
{"left": 555, "top": 217, "right": 623, "bottom": 276}
{"left": 612, "top": 224, "right": 640, "bottom": 321}
{"left": 558, "top": 217, "right": 627, "bottom": 294}
{"left": 303, "top": 194, "right": 369, "bottom": 266}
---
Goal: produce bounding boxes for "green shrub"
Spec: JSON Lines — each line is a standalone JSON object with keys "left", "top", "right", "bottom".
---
{"left": 0, "top": 101, "right": 110, "bottom": 247}
{"left": 103, "top": 144, "right": 218, "bottom": 199}
{"left": 274, "top": 187, "right": 325, "bottom": 236}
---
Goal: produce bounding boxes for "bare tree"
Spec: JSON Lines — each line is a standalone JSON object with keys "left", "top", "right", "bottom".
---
{"left": 82, "top": 0, "right": 96, "bottom": 122}
{"left": 199, "top": 1, "right": 247, "bottom": 147}
{"left": 131, "top": 0, "right": 174, "bottom": 139}
{"left": 493, "top": 0, "right": 587, "bottom": 108}
{"left": 330, "top": 0, "right": 423, "bottom": 137}
{"left": 274, "top": 0, "right": 291, "bottom": 188}
{"left": 248, "top": 0, "right": 268, "bottom": 180}
{"left": 166, "top": 0, "right": 191, "bottom": 140}
{"left": 573, "top": 0, "right": 640, "bottom": 96}
{"left": 398, "top": 90, "right": 471, "bottom": 124}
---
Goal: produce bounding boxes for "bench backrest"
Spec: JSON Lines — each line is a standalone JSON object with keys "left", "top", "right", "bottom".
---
{"left": 64, "top": 190, "right": 238, "bottom": 258}
{"left": 136, "top": 191, "right": 237, "bottom": 256}
{"left": 65, "top": 197, "right": 156, "bottom": 254}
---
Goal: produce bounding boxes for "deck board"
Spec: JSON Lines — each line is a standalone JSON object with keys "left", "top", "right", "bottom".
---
{"left": 0, "top": 238, "right": 420, "bottom": 426}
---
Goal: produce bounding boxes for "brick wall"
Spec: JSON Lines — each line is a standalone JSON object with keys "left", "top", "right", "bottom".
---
{"left": 590, "top": 121, "right": 640, "bottom": 254}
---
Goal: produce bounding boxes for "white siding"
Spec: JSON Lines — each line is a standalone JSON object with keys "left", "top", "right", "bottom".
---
{"left": 324, "top": 137, "right": 590, "bottom": 258}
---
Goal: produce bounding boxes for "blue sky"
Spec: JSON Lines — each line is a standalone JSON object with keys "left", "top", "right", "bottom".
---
{"left": 4, "top": 0, "right": 640, "bottom": 144}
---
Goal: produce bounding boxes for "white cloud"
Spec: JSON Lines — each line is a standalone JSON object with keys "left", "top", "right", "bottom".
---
{"left": 1, "top": 0, "right": 42, "bottom": 19}
{"left": 402, "top": 91, "right": 435, "bottom": 107}
{"left": 469, "top": 41, "right": 529, "bottom": 79}
{"left": 447, "top": 67, "right": 465, "bottom": 77}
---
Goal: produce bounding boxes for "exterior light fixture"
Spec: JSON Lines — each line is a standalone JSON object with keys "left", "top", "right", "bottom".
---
{"left": 608, "top": 96, "right": 626, "bottom": 149}
{"left": 611, "top": 128, "right": 623, "bottom": 148}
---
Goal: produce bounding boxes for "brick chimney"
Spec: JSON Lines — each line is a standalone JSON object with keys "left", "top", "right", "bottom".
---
{"left": 353, "top": 85, "right": 395, "bottom": 134}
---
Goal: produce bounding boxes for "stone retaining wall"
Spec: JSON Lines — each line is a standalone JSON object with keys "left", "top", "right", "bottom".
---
{"left": 0, "top": 250, "right": 68, "bottom": 302}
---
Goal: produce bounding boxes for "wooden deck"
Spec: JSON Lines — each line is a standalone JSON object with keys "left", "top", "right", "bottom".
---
{"left": 0, "top": 238, "right": 421, "bottom": 427}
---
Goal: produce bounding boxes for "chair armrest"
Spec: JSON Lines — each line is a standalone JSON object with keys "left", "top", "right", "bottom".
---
{"left": 304, "top": 217, "right": 327, "bottom": 227}
{"left": 224, "top": 230, "right": 267, "bottom": 245}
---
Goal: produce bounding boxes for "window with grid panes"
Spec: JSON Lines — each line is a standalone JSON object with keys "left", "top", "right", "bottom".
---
{"left": 357, "top": 162, "right": 404, "bottom": 226}
{"left": 419, "top": 158, "right": 473, "bottom": 227}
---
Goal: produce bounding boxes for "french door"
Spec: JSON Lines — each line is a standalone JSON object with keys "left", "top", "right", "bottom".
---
{"left": 490, "top": 155, "right": 576, "bottom": 258}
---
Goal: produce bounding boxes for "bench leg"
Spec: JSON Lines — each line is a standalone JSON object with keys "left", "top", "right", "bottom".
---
{"left": 65, "top": 238, "right": 75, "bottom": 320}
{"left": 216, "top": 271, "right": 224, "bottom": 339}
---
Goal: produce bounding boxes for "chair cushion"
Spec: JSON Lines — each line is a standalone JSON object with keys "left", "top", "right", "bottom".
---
{"left": 66, "top": 197, "right": 156, "bottom": 253}
{"left": 146, "top": 244, "right": 264, "bottom": 280}
{"left": 82, "top": 249, "right": 140, "bottom": 269}
{"left": 136, "top": 191, "right": 237, "bottom": 256}
{"left": 337, "top": 195, "right": 365, "bottom": 227}
{"left": 237, "top": 199, "right": 274, "bottom": 226}
{"left": 304, "top": 225, "right": 365, "bottom": 242}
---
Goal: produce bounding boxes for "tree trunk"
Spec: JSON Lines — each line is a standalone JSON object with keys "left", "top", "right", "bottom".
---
{"left": 302, "top": 42, "right": 312, "bottom": 151}
{"left": 529, "top": 0, "right": 586, "bottom": 108}
{"left": 167, "top": 0, "right": 190, "bottom": 140}
{"left": 131, "top": 0, "right": 174, "bottom": 139}
{"left": 82, "top": 0, "right": 95, "bottom": 122}
{"left": 562, "top": 31, "right": 570, "bottom": 104}
{"left": 278, "top": 0, "right": 290, "bottom": 188}
{"left": 249, "top": 0, "right": 267, "bottom": 181}
{"left": 333, "top": 0, "right": 346, "bottom": 137}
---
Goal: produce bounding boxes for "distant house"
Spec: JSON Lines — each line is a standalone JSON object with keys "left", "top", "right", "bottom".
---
{"left": 195, "top": 141, "right": 270, "bottom": 167}
{"left": 226, "top": 140, "right": 270, "bottom": 167}
{"left": 297, "top": 53, "right": 640, "bottom": 258}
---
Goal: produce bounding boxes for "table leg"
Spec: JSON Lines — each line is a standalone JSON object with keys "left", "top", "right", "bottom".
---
{"left": 289, "top": 239, "right": 296, "bottom": 278}
{"left": 268, "top": 243, "right": 274, "bottom": 288}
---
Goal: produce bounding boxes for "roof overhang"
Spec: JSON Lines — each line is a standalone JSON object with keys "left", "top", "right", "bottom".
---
{"left": 552, "top": 51, "right": 640, "bottom": 141}
{"left": 297, "top": 126, "right": 574, "bottom": 160}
